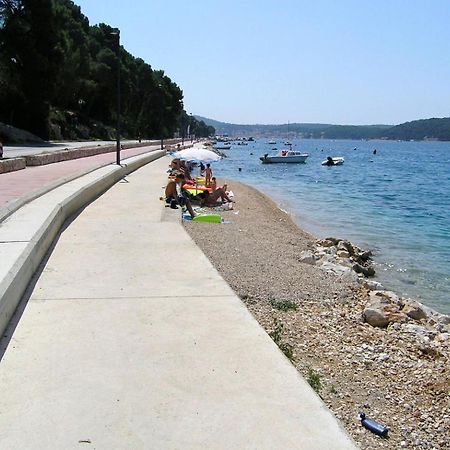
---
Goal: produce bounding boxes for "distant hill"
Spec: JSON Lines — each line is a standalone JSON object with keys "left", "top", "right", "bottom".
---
{"left": 194, "top": 116, "right": 391, "bottom": 139}
{"left": 195, "top": 116, "right": 450, "bottom": 141}
{"left": 384, "top": 117, "right": 450, "bottom": 141}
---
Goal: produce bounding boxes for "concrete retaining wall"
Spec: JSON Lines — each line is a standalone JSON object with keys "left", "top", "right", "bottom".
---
{"left": 25, "top": 139, "right": 183, "bottom": 167}
{"left": 0, "top": 157, "right": 26, "bottom": 174}
{"left": 0, "top": 138, "right": 189, "bottom": 174}
{"left": 25, "top": 142, "right": 148, "bottom": 166}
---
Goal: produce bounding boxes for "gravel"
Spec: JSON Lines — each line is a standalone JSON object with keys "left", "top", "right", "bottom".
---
{"left": 184, "top": 180, "right": 450, "bottom": 450}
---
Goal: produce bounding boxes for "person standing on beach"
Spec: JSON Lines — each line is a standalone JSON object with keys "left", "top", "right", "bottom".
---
{"left": 205, "top": 163, "right": 212, "bottom": 187}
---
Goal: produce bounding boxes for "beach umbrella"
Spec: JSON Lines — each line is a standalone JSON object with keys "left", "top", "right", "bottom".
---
{"left": 171, "top": 147, "right": 221, "bottom": 162}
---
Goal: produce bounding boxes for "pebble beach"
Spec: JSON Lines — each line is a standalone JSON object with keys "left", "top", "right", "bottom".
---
{"left": 184, "top": 179, "right": 450, "bottom": 450}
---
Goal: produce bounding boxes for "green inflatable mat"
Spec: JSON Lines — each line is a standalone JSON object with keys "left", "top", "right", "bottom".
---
{"left": 192, "top": 214, "right": 222, "bottom": 223}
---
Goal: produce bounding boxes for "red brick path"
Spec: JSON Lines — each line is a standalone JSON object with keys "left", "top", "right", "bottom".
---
{"left": 0, "top": 144, "right": 162, "bottom": 208}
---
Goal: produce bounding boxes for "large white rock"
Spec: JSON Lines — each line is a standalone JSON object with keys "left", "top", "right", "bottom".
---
{"left": 320, "top": 261, "right": 352, "bottom": 276}
{"left": 298, "top": 250, "right": 316, "bottom": 265}
{"left": 401, "top": 299, "right": 428, "bottom": 321}
{"left": 363, "top": 292, "right": 408, "bottom": 328}
{"left": 368, "top": 290, "right": 401, "bottom": 306}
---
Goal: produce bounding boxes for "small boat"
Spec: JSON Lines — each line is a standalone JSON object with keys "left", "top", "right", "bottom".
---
{"left": 260, "top": 149, "right": 309, "bottom": 164}
{"left": 267, "top": 140, "right": 276, "bottom": 145}
{"left": 321, "top": 156, "right": 344, "bottom": 166}
{"left": 215, "top": 145, "right": 231, "bottom": 150}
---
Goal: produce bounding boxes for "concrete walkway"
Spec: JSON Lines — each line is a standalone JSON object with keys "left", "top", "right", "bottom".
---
{"left": 0, "top": 156, "right": 358, "bottom": 449}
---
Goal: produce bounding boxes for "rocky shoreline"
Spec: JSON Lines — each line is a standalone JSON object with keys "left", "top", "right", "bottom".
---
{"left": 183, "top": 180, "right": 449, "bottom": 450}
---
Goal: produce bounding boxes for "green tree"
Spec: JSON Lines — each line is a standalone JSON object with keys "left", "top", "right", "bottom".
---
{"left": 0, "top": 0, "right": 188, "bottom": 141}
{"left": 0, "top": 0, "right": 63, "bottom": 139}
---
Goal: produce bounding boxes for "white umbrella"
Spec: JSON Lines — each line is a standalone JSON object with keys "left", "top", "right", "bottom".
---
{"left": 171, "top": 147, "right": 221, "bottom": 162}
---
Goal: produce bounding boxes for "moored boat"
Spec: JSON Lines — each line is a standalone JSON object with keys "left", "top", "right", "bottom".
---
{"left": 260, "top": 149, "right": 309, "bottom": 164}
{"left": 321, "top": 156, "right": 344, "bottom": 166}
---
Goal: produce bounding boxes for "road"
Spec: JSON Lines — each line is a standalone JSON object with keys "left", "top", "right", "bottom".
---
{"left": 2, "top": 140, "right": 154, "bottom": 158}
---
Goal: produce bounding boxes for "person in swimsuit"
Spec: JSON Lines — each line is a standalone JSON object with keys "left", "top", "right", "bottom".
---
{"left": 165, "top": 173, "right": 196, "bottom": 218}
{"left": 198, "top": 187, "right": 233, "bottom": 207}
{"left": 205, "top": 163, "right": 212, "bottom": 187}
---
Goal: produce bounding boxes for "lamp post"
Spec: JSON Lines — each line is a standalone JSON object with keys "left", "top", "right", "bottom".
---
{"left": 110, "top": 29, "right": 121, "bottom": 165}
{"left": 158, "top": 83, "right": 164, "bottom": 150}
{"left": 181, "top": 115, "right": 185, "bottom": 146}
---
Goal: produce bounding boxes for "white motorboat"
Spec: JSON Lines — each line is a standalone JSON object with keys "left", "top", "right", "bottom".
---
{"left": 321, "top": 156, "right": 344, "bottom": 166}
{"left": 214, "top": 144, "right": 231, "bottom": 150}
{"left": 267, "top": 140, "right": 276, "bottom": 144}
{"left": 260, "top": 149, "right": 309, "bottom": 164}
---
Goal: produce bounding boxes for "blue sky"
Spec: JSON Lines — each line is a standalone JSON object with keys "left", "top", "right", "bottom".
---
{"left": 75, "top": 0, "right": 450, "bottom": 125}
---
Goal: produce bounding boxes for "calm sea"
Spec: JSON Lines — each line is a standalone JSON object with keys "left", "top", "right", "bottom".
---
{"left": 216, "top": 138, "right": 450, "bottom": 314}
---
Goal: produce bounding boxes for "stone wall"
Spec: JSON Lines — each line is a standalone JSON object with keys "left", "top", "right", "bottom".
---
{"left": 0, "top": 139, "right": 185, "bottom": 174}
{"left": 0, "top": 157, "right": 26, "bottom": 174}
{"left": 25, "top": 142, "right": 148, "bottom": 166}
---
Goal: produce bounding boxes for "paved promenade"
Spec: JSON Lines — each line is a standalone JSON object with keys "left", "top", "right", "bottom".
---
{"left": 0, "top": 143, "right": 160, "bottom": 210}
{"left": 0, "top": 153, "right": 357, "bottom": 448}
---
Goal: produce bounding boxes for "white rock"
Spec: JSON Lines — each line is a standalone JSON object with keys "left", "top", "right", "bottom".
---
{"left": 363, "top": 299, "right": 407, "bottom": 328}
{"left": 438, "top": 315, "right": 450, "bottom": 325}
{"left": 402, "top": 324, "right": 437, "bottom": 339}
{"left": 369, "top": 290, "right": 401, "bottom": 305}
{"left": 298, "top": 250, "right": 316, "bottom": 265}
{"left": 337, "top": 249, "right": 349, "bottom": 258}
{"left": 402, "top": 299, "right": 428, "bottom": 321}
{"left": 363, "top": 306, "right": 391, "bottom": 328}
{"left": 320, "top": 261, "right": 352, "bottom": 276}
{"left": 435, "top": 333, "right": 449, "bottom": 342}
{"left": 359, "top": 279, "right": 385, "bottom": 291}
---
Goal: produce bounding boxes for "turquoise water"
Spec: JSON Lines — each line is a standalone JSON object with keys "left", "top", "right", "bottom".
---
{"left": 216, "top": 139, "right": 450, "bottom": 314}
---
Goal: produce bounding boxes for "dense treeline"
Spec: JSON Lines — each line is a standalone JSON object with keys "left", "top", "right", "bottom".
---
{"left": 384, "top": 118, "right": 450, "bottom": 141}
{"left": 0, "top": 0, "right": 215, "bottom": 141}
{"left": 196, "top": 116, "right": 393, "bottom": 139}
{"left": 198, "top": 116, "right": 450, "bottom": 141}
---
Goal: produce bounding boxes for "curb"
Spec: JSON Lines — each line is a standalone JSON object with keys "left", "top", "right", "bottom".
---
{"left": 0, "top": 150, "right": 165, "bottom": 338}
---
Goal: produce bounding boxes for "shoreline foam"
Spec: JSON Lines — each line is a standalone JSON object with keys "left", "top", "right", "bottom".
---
{"left": 184, "top": 179, "right": 449, "bottom": 450}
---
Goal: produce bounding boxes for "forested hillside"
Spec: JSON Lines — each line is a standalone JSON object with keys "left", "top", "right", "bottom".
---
{"left": 384, "top": 118, "right": 450, "bottom": 141}
{"left": 0, "top": 0, "right": 214, "bottom": 142}
{"left": 197, "top": 116, "right": 450, "bottom": 141}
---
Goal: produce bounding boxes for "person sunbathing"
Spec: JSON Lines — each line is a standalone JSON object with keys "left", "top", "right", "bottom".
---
{"left": 165, "top": 173, "right": 196, "bottom": 218}
{"left": 198, "top": 187, "right": 233, "bottom": 207}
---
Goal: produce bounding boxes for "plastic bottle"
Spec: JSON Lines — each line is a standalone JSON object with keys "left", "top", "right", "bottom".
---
{"left": 359, "top": 413, "right": 389, "bottom": 437}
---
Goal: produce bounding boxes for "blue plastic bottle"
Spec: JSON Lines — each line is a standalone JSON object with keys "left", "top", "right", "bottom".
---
{"left": 359, "top": 413, "right": 389, "bottom": 437}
